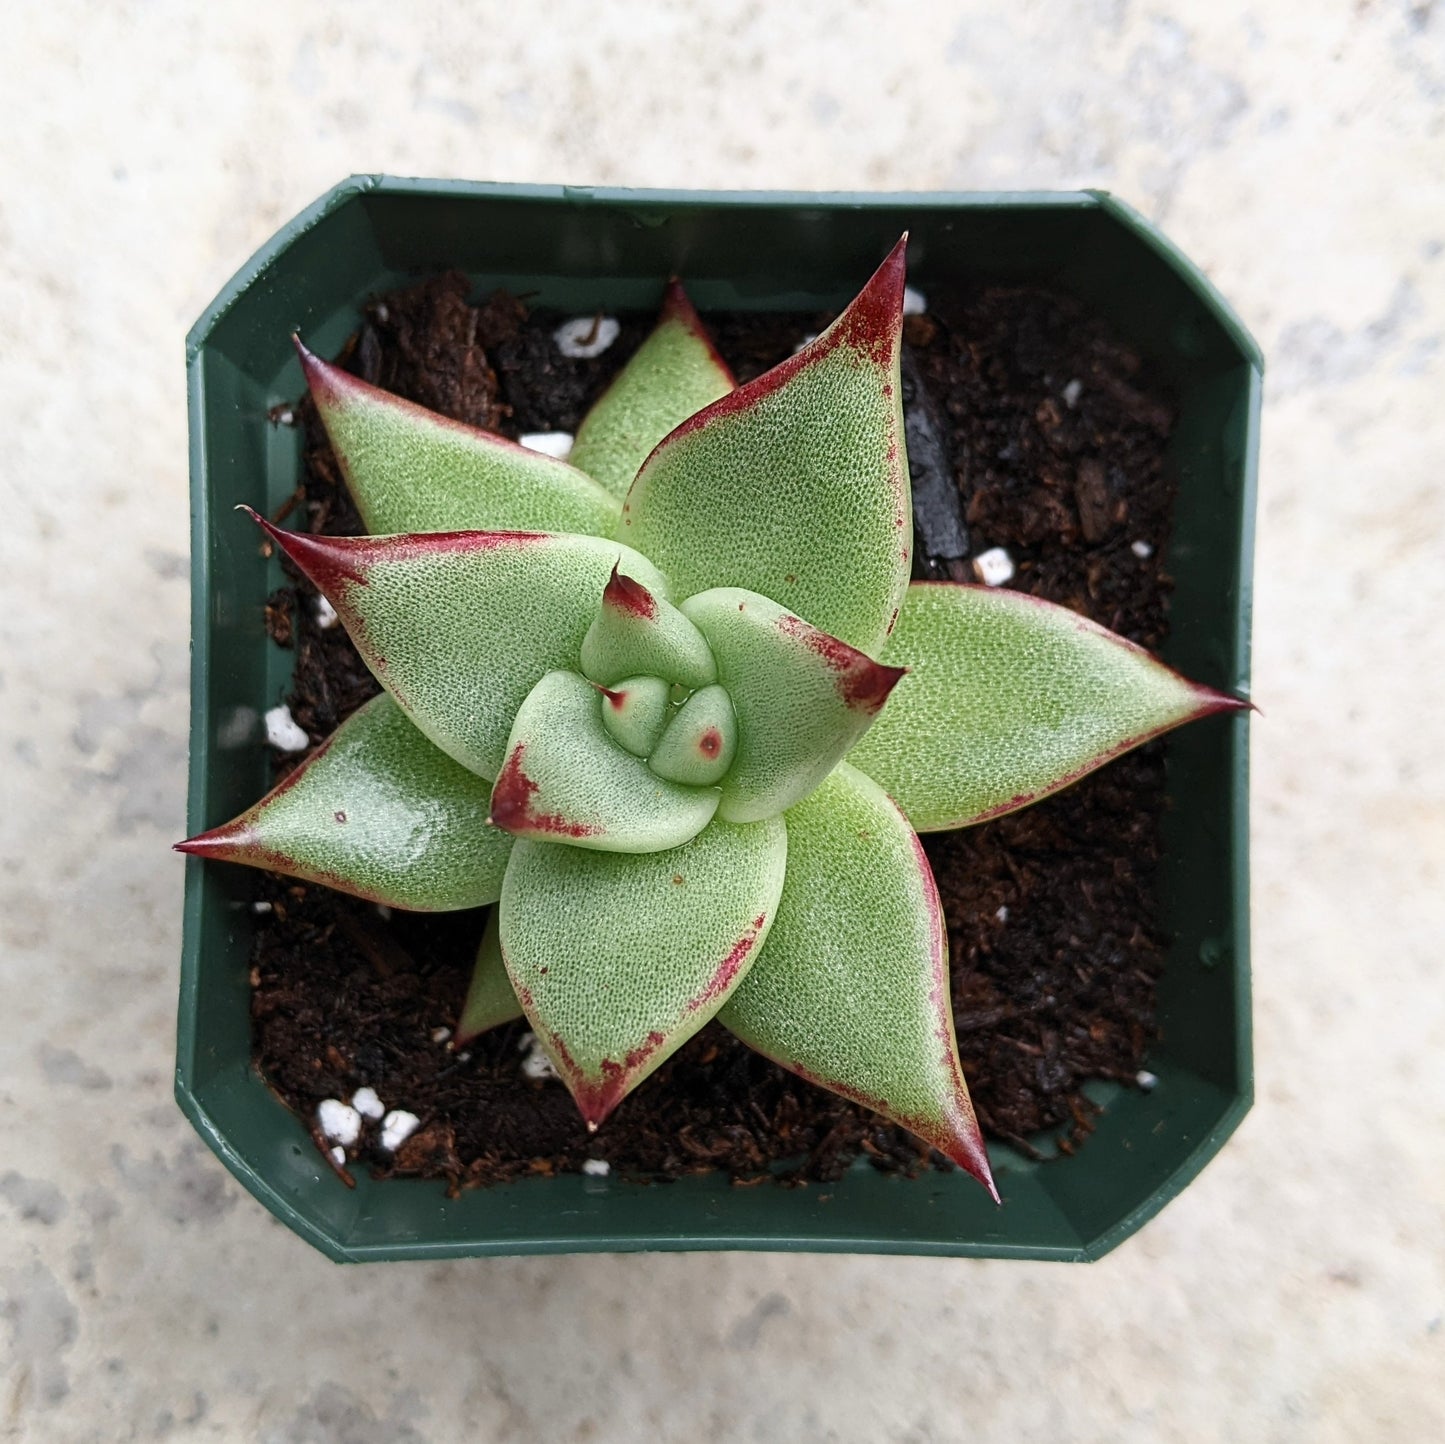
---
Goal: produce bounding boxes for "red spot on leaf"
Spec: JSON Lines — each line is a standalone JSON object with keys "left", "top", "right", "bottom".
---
{"left": 775, "top": 614, "right": 907, "bottom": 713}
{"left": 488, "top": 745, "right": 602, "bottom": 840}
{"left": 603, "top": 561, "right": 658, "bottom": 620}
{"left": 698, "top": 728, "right": 721, "bottom": 757}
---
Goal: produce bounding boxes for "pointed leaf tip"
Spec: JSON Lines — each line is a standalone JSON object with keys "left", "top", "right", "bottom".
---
{"left": 775, "top": 614, "right": 908, "bottom": 715}
{"left": 658, "top": 278, "right": 736, "bottom": 385}
{"left": 174, "top": 826, "right": 256, "bottom": 859}
{"left": 567, "top": 279, "right": 735, "bottom": 499}
{"left": 174, "top": 694, "right": 513, "bottom": 910}
{"left": 603, "top": 560, "right": 658, "bottom": 620}
{"left": 292, "top": 339, "right": 619, "bottom": 538}
{"left": 622, "top": 247, "right": 911, "bottom": 653}
{"left": 720, "top": 764, "right": 996, "bottom": 1200}
{"left": 832, "top": 234, "right": 908, "bottom": 362}
{"left": 850, "top": 582, "right": 1251, "bottom": 833}
{"left": 500, "top": 816, "right": 787, "bottom": 1129}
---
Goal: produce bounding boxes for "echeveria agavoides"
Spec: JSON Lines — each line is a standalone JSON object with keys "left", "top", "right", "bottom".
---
{"left": 179, "top": 240, "right": 1247, "bottom": 1200}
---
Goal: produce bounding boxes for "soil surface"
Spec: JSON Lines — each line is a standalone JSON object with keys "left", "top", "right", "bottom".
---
{"left": 253, "top": 270, "right": 1177, "bottom": 1190}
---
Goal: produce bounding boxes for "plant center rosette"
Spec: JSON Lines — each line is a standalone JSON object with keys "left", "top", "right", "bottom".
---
{"left": 179, "top": 241, "right": 1245, "bottom": 1201}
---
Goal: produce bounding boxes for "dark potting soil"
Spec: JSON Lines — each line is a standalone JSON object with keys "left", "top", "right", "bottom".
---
{"left": 252, "top": 270, "right": 1177, "bottom": 1190}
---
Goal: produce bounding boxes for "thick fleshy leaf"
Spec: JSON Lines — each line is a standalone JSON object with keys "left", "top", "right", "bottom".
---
{"left": 681, "top": 588, "right": 906, "bottom": 824}
{"left": 456, "top": 909, "right": 523, "bottom": 1043}
{"left": 848, "top": 582, "right": 1248, "bottom": 832}
{"left": 598, "top": 675, "right": 673, "bottom": 757}
{"left": 249, "top": 513, "right": 668, "bottom": 781}
{"left": 568, "top": 280, "right": 736, "bottom": 499}
{"left": 720, "top": 763, "right": 995, "bottom": 1198}
{"left": 490, "top": 671, "right": 719, "bottom": 853}
{"left": 500, "top": 816, "right": 787, "bottom": 1127}
{"left": 648, "top": 685, "right": 736, "bottom": 787}
{"left": 579, "top": 564, "right": 716, "bottom": 689}
{"left": 174, "top": 694, "right": 512, "bottom": 911}
{"left": 296, "top": 339, "right": 618, "bottom": 538}
{"left": 620, "top": 238, "right": 912, "bottom": 653}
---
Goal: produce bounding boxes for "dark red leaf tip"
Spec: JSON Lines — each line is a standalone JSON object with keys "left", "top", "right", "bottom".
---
{"left": 173, "top": 824, "right": 250, "bottom": 859}
{"left": 489, "top": 746, "right": 602, "bottom": 840}
{"left": 603, "top": 560, "right": 658, "bottom": 620}
{"left": 835, "top": 233, "right": 908, "bottom": 363}
{"left": 291, "top": 332, "right": 351, "bottom": 405}
{"left": 775, "top": 614, "right": 908, "bottom": 713}
{"left": 243, "top": 507, "right": 368, "bottom": 592}
{"left": 659, "top": 278, "right": 736, "bottom": 387}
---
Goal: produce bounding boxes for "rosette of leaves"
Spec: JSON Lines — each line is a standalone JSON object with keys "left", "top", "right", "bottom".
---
{"left": 179, "top": 242, "right": 1244, "bottom": 1199}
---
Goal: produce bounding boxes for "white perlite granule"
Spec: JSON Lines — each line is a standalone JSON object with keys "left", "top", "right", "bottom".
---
{"left": 518, "top": 1033, "right": 559, "bottom": 1081}
{"left": 553, "top": 315, "right": 620, "bottom": 359}
{"left": 380, "top": 1110, "right": 421, "bottom": 1151}
{"left": 519, "top": 431, "right": 575, "bottom": 460}
{"left": 1131, "top": 539, "right": 1154, "bottom": 559}
{"left": 971, "top": 547, "right": 1016, "bottom": 587}
{"left": 581, "top": 1159, "right": 611, "bottom": 1177}
{"left": 314, "top": 594, "right": 339, "bottom": 629}
{"left": 351, "top": 1087, "right": 384, "bottom": 1120}
{"left": 264, "top": 704, "right": 309, "bottom": 753}
{"left": 902, "top": 286, "right": 927, "bottom": 316}
{"left": 316, "top": 1099, "right": 361, "bottom": 1146}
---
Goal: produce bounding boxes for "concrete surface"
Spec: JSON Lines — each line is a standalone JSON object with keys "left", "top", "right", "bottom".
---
{"left": 2, "top": 1, "right": 1442, "bottom": 1440}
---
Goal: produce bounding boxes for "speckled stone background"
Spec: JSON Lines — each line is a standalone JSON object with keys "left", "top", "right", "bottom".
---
{"left": 2, "top": 2, "right": 1442, "bottom": 1440}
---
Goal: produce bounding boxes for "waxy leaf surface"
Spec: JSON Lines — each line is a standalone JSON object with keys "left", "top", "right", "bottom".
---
{"left": 648, "top": 684, "right": 736, "bottom": 787}
{"left": 491, "top": 670, "right": 719, "bottom": 853}
{"left": 849, "top": 582, "right": 1246, "bottom": 831}
{"left": 598, "top": 675, "right": 673, "bottom": 757}
{"left": 176, "top": 694, "right": 512, "bottom": 911}
{"left": 568, "top": 280, "right": 735, "bottom": 499}
{"left": 682, "top": 588, "right": 905, "bottom": 824}
{"left": 500, "top": 817, "right": 787, "bottom": 1127}
{"left": 619, "top": 239, "right": 913, "bottom": 653}
{"left": 253, "top": 516, "right": 668, "bottom": 781}
{"left": 721, "top": 763, "right": 995, "bottom": 1198}
{"left": 579, "top": 565, "right": 717, "bottom": 689}
{"left": 297, "top": 341, "right": 618, "bottom": 538}
{"left": 457, "top": 909, "right": 524, "bottom": 1043}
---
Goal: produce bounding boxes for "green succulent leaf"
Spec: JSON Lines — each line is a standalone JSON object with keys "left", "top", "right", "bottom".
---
{"left": 681, "top": 588, "right": 906, "bottom": 824}
{"left": 296, "top": 339, "right": 618, "bottom": 538}
{"left": 720, "top": 763, "right": 995, "bottom": 1198}
{"left": 848, "top": 582, "right": 1248, "bottom": 832}
{"left": 249, "top": 513, "right": 668, "bottom": 781}
{"left": 598, "top": 675, "right": 673, "bottom": 757}
{"left": 568, "top": 280, "right": 736, "bottom": 499}
{"left": 579, "top": 563, "right": 717, "bottom": 689}
{"left": 174, "top": 694, "right": 512, "bottom": 911}
{"left": 500, "top": 816, "right": 788, "bottom": 1128}
{"left": 491, "top": 671, "right": 720, "bottom": 853}
{"left": 619, "top": 237, "right": 912, "bottom": 653}
{"left": 456, "top": 909, "right": 524, "bottom": 1044}
{"left": 648, "top": 684, "right": 737, "bottom": 787}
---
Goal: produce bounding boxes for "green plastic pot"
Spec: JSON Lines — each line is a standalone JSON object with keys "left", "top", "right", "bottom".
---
{"left": 179, "top": 178, "right": 1259, "bottom": 1263}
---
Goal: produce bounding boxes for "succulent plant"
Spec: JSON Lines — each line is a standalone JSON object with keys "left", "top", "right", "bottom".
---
{"left": 177, "top": 239, "right": 1244, "bottom": 1199}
